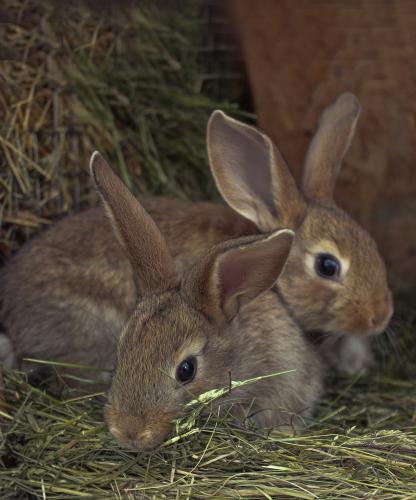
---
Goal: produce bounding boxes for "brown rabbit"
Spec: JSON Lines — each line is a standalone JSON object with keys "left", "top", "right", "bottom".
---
{"left": 0, "top": 93, "right": 392, "bottom": 377}
{"left": 205, "top": 93, "right": 393, "bottom": 373}
{"left": 91, "top": 153, "right": 322, "bottom": 449}
{"left": 130, "top": 92, "right": 392, "bottom": 373}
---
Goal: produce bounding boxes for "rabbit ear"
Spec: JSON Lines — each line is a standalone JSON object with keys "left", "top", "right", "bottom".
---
{"left": 302, "top": 93, "right": 361, "bottom": 203}
{"left": 207, "top": 111, "right": 306, "bottom": 231}
{"left": 184, "top": 229, "right": 294, "bottom": 325}
{"left": 89, "top": 151, "right": 177, "bottom": 295}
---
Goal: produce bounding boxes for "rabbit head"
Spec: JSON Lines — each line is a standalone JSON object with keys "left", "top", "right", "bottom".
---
{"left": 207, "top": 93, "right": 393, "bottom": 340}
{"left": 90, "top": 152, "right": 294, "bottom": 450}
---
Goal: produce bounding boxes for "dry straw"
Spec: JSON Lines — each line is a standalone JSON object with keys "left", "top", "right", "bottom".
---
{"left": 0, "top": 0, "right": 243, "bottom": 250}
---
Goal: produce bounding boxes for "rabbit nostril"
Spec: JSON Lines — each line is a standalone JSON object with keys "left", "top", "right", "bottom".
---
{"left": 369, "top": 299, "right": 393, "bottom": 331}
{"left": 370, "top": 305, "right": 389, "bottom": 329}
{"left": 125, "top": 429, "right": 138, "bottom": 442}
{"left": 109, "top": 424, "right": 137, "bottom": 444}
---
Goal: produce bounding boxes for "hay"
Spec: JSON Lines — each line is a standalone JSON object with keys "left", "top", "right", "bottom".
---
{"left": 1, "top": 305, "right": 415, "bottom": 499}
{"left": 0, "top": 0, "right": 245, "bottom": 250}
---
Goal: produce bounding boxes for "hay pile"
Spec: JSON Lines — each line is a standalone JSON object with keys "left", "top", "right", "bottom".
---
{"left": 1, "top": 300, "right": 415, "bottom": 498}
{"left": 1, "top": 0, "right": 415, "bottom": 498}
{"left": 0, "top": 0, "right": 242, "bottom": 251}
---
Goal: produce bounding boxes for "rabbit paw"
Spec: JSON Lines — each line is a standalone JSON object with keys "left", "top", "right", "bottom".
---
{"left": 0, "top": 334, "right": 16, "bottom": 368}
{"left": 337, "top": 336, "right": 374, "bottom": 375}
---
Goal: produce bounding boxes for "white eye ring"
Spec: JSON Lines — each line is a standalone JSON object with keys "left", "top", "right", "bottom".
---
{"left": 304, "top": 240, "right": 350, "bottom": 282}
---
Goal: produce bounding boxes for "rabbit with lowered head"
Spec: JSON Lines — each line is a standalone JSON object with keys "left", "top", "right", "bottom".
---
{"left": 91, "top": 153, "right": 323, "bottom": 450}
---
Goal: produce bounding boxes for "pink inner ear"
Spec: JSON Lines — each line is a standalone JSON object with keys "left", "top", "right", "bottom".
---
{"left": 218, "top": 252, "right": 250, "bottom": 307}
{"left": 212, "top": 231, "right": 293, "bottom": 320}
{"left": 210, "top": 114, "right": 278, "bottom": 217}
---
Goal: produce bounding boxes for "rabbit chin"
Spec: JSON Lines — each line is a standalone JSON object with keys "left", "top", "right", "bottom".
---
{"left": 305, "top": 292, "right": 393, "bottom": 339}
{"left": 308, "top": 323, "right": 390, "bottom": 341}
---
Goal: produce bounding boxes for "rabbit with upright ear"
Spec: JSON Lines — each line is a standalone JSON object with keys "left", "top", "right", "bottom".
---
{"left": 0, "top": 93, "right": 392, "bottom": 379}
{"left": 91, "top": 153, "right": 322, "bottom": 450}
{"left": 205, "top": 93, "right": 393, "bottom": 374}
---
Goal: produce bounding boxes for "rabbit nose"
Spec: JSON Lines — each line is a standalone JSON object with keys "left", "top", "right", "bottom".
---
{"left": 135, "top": 428, "right": 157, "bottom": 448}
{"left": 370, "top": 296, "right": 393, "bottom": 331}
{"left": 110, "top": 424, "right": 157, "bottom": 450}
{"left": 105, "top": 404, "right": 174, "bottom": 450}
{"left": 370, "top": 311, "right": 385, "bottom": 328}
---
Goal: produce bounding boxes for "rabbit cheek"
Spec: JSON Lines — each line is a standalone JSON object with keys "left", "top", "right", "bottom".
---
{"left": 279, "top": 267, "right": 337, "bottom": 331}
{"left": 337, "top": 296, "right": 393, "bottom": 337}
{"left": 105, "top": 404, "right": 174, "bottom": 450}
{"left": 339, "top": 312, "right": 370, "bottom": 336}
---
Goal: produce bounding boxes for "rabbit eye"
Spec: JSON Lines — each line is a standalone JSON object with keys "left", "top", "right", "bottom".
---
{"left": 315, "top": 253, "right": 341, "bottom": 279}
{"left": 176, "top": 356, "right": 197, "bottom": 384}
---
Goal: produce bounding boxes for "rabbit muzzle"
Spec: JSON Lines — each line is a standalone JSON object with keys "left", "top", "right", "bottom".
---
{"left": 105, "top": 403, "right": 174, "bottom": 450}
{"left": 368, "top": 291, "right": 394, "bottom": 335}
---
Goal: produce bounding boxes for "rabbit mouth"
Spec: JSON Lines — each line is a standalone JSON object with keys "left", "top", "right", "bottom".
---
{"left": 115, "top": 429, "right": 170, "bottom": 451}
{"left": 107, "top": 415, "right": 175, "bottom": 450}
{"left": 105, "top": 402, "right": 180, "bottom": 450}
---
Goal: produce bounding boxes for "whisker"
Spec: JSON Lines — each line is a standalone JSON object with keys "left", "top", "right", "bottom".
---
{"left": 386, "top": 328, "right": 408, "bottom": 371}
{"left": 374, "top": 333, "right": 388, "bottom": 372}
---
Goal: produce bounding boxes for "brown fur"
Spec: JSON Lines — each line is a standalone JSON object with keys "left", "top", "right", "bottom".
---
{"left": 208, "top": 110, "right": 306, "bottom": 231}
{"left": 279, "top": 204, "right": 392, "bottom": 336}
{"left": 0, "top": 93, "right": 392, "bottom": 384}
{"left": 1, "top": 153, "right": 322, "bottom": 450}
{"left": 0, "top": 207, "right": 135, "bottom": 382}
{"left": 106, "top": 289, "right": 322, "bottom": 450}
{"left": 89, "top": 154, "right": 321, "bottom": 450}
{"left": 205, "top": 95, "right": 392, "bottom": 373}
{"left": 302, "top": 93, "right": 360, "bottom": 202}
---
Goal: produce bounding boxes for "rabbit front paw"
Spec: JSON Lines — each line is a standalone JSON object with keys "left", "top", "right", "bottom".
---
{"left": 337, "top": 336, "right": 374, "bottom": 375}
{"left": 0, "top": 334, "right": 16, "bottom": 368}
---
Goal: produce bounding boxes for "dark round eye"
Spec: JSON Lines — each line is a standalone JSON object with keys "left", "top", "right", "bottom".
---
{"left": 315, "top": 253, "right": 341, "bottom": 279}
{"left": 176, "top": 357, "right": 197, "bottom": 384}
